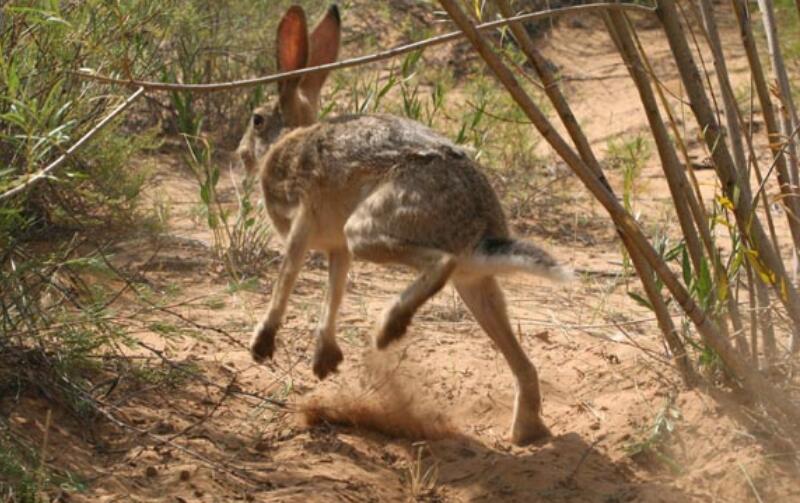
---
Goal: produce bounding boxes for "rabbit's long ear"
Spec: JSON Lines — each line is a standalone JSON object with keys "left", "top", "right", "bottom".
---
{"left": 276, "top": 6, "right": 309, "bottom": 100}
{"left": 299, "top": 5, "right": 341, "bottom": 108}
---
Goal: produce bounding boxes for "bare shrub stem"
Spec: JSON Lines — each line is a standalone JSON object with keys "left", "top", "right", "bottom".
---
{"left": 437, "top": 0, "right": 800, "bottom": 423}
{"left": 495, "top": 0, "right": 691, "bottom": 380}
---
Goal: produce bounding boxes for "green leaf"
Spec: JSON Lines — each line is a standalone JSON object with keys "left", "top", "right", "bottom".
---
{"left": 6, "top": 63, "right": 19, "bottom": 99}
{"left": 377, "top": 73, "right": 398, "bottom": 101}
{"left": 697, "top": 258, "right": 711, "bottom": 304}
{"left": 681, "top": 246, "right": 692, "bottom": 288}
{"left": 207, "top": 211, "right": 218, "bottom": 229}
{"left": 628, "top": 291, "right": 653, "bottom": 311}
{"left": 665, "top": 241, "right": 683, "bottom": 262}
{"left": 200, "top": 183, "right": 210, "bottom": 205}
{"left": 455, "top": 122, "right": 468, "bottom": 144}
{"left": 401, "top": 49, "right": 423, "bottom": 79}
{"left": 730, "top": 248, "right": 744, "bottom": 275}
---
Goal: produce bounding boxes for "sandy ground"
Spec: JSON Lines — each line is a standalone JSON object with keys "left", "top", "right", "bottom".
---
{"left": 4, "top": 7, "right": 800, "bottom": 503}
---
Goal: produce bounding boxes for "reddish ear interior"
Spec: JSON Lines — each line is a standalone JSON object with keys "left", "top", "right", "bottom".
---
{"left": 307, "top": 5, "right": 340, "bottom": 71}
{"left": 300, "top": 5, "right": 342, "bottom": 102}
{"left": 276, "top": 6, "right": 308, "bottom": 73}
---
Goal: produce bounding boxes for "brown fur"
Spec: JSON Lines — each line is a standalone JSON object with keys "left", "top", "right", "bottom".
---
{"left": 238, "top": 4, "right": 568, "bottom": 445}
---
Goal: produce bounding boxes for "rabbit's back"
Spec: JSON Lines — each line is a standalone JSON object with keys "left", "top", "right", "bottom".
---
{"left": 262, "top": 114, "right": 510, "bottom": 251}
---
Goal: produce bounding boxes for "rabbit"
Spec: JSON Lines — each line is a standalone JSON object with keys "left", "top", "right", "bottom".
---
{"left": 236, "top": 4, "right": 571, "bottom": 445}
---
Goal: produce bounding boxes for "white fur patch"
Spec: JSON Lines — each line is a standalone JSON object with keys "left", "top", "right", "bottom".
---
{"left": 462, "top": 254, "right": 574, "bottom": 282}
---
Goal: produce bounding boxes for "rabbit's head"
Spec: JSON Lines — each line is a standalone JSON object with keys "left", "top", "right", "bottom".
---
{"left": 237, "top": 5, "right": 341, "bottom": 174}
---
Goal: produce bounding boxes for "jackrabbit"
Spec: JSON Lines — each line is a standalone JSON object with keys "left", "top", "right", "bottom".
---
{"left": 237, "top": 4, "right": 570, "bottom": 444}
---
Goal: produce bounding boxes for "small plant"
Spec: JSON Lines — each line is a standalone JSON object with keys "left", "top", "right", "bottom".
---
{"left": 0, "top": 430, "right": 40, "bottom": 503}
{"left": 625, "top": 396, "right": 684, "bottom": 474}
{"left": 1, "top": 414, "right": 88, "bottom": 502}
{"left": 606, "top": 134, "right": 652, "bottom": 276}
{"left": 397, "top": 50, "right": 447, "bottom": 126}
{"left": 184, "top": 134, "right": 274, "bottom": 279}
{"left": 405, "top": 443, "right": 439, "bottom": 501}
{"left": 455, "top": 85, "right": 489, "bottom": 154}
{"left": 606, "top": 134, "right": 652, "bottom": 214}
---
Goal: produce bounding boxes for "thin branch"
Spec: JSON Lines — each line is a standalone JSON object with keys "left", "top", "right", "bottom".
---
{"left": 0, "top": 87, "right": 146, "bottom": 202}
{"left": 750, "top": 123, "right": 800, "bottom": 209}
{"left": 70, "top": 3, "right": 655, "bottom": 93}
{"left": 438, "top": 0, "right": 800, "bottom": 425}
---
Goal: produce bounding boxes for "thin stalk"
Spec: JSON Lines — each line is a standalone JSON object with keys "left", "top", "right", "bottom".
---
{"left": 744, "top": 142, "right": 780, "bottom": 360}
{"left": 658, "top": 0, "right": 800, "bottom": 353}
{"left": 605, "top": 11, "right": 716, "bottom": 355}
{"left": 619, "top": 12, "right": 747, "bottom": 353}
{"left": 611, "top": 13, "right": 711, "bottom": 277}
{"left": 438, "top": 0, "right": 800, "bottom": 423}
{"left": 756, "top": 0, "right": 800, "bottom": 189}
{"left": 731, "top": 0, "right": 800, "bottom": 271}
{"left": 744, "top": 259, "right": 759, "bottom": 364}
{"left": 695, "top": 0, "right": 777, "bottom": 357}
{"left": 755, "top": 265, "right": 778, "bottom": 360}
{"left": 71, "top": 3, "right": 656, "bottom": 93}
{"left": 495, "top": 0, "right": 691, "bottom": 379}
{"left": 695, "top": 0, "right": 746, "bottom": 169}
{"left": 757, "top": 0, "right": 800, "bottom": 282}
{"left": 730, "top": 0, "right": 796, "bottom": 357}
{"left": 626, "top": 20, "right": 715, "bottom": 261}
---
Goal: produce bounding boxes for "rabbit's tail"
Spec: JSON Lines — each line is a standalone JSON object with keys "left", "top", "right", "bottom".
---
{"left": 463, "top": 237, "right": 573, "bottom": 281}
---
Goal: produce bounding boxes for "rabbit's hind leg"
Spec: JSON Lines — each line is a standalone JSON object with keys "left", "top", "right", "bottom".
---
{"left": 344, "top": 218, "right": 456, "bottom": 348}
{"left": 454, "top": 275, "right": 550, "bottom": 445}
{"left": 374, "top": 252, "right": 456, "bottom": 349}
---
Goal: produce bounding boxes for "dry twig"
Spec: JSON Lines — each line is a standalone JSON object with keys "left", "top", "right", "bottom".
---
{"left": 70, "top": 4, "right": 655, "bottom": 93}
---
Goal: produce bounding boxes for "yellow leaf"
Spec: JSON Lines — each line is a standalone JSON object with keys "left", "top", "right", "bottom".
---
{"left": 713, "top": 216, "right": 732, "bottom": 229}
{"left": 473, "top": 0, "right": 482, "bottom": 20}
{"left": 716, "top": 195, "right": 735, "bottom": 211}
{"left": 718, "top": 275, "right": 729, "bottom": 302}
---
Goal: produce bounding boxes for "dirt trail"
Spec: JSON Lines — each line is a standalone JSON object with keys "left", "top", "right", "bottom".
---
{"left": 7, "top": 9, "right": 800, "bottom": 503}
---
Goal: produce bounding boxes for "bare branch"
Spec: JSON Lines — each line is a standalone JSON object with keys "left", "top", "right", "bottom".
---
{"left": 71, "top": 3, "right": 655, "bottom": 93}
{"left": 437, "top": 0, "right": 800, "bottom": 424}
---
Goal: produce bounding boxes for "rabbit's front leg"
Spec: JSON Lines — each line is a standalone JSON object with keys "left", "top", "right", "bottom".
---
{"left": 312, "top": 248, "right": 350, "bottom": 379}
{"left": 251, "top": 209, "right": 312, "bottom": 362}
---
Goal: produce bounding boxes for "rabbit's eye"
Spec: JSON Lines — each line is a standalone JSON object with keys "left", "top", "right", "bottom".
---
{"left": 253, "top": 113, "right": 265, "bottom": 128}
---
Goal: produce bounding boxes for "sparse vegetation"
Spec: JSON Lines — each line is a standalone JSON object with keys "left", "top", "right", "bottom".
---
{"left": 626, "top": 396, "right": 684, "bottom": 474}
{"left": 405, "top": 443, "right": 440, "bottom": 501}
{"left": 183, "top": 134, "right": 275, "bottom": 279}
